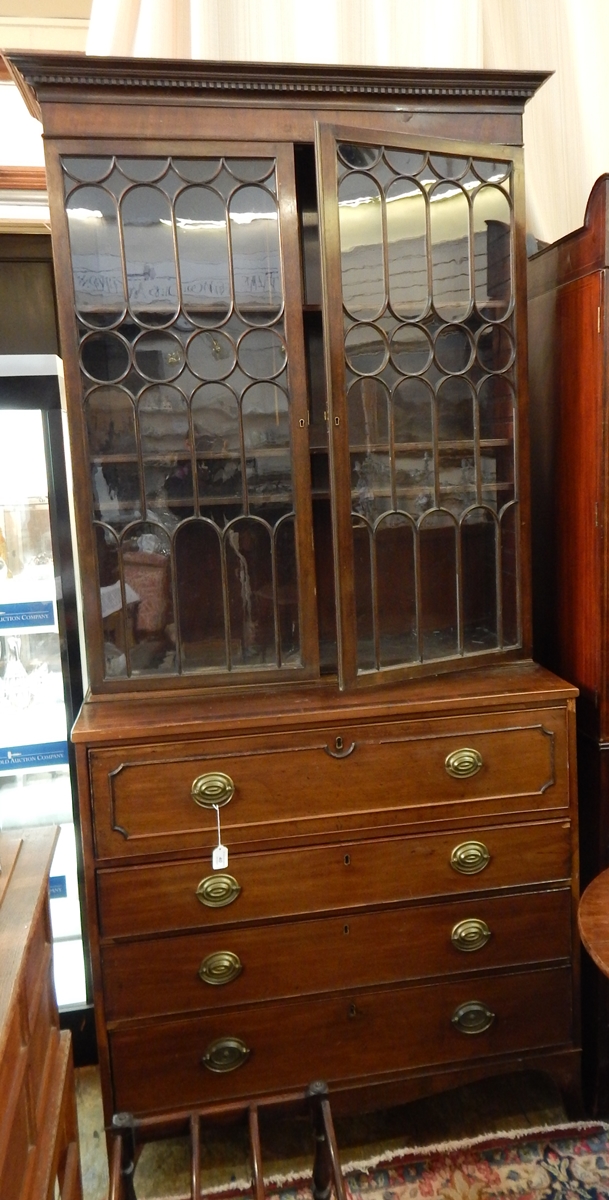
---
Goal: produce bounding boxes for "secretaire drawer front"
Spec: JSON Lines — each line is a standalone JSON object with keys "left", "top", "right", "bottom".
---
{"left": 89, "top": 709, "right": 569, "bottom": 859}
{"left": 102, "top": 887, "right": 572, "bottom": 1021}
{"left": 98, "top": 819, "right": 572, "bottom": 939}
{"left": 109, "top": 966, "right": 573, "bottom": 1114}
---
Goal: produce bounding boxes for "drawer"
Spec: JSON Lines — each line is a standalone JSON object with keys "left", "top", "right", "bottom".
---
{"left": 89, "top": 708, "right": 569, "bottom": 859}
{"left": 98, "top": 819, "right": 572, "bottom": 939}
{"left": 102, "top": 887, "right": 572, "bottom": 1021}
{"left": 109, "top": 965, "right": 573, "bottom": 1114}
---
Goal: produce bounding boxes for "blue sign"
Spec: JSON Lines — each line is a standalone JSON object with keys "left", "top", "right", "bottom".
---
{"left": 49, "top": 875, "right": 67, "bottom": 900}
{"left": 0, "top": 601, "right": 55, "bottom": 630}
{"left": 0, "top": 741, "right": 69, "bottom": 772}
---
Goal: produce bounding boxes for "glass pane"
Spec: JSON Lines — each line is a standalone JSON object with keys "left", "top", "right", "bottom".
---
{"left": 478, "top": 375, "right": 515, "bottom": 441}
{"left": 192, "top": 382, "right": 240, "bottom": 454}
{"left": 500, "top": 503, "right": 519, "bottom": 645}
{"left": 419, "top": 510, "right": 458, "bottom": 659}
{"left": 243, "top": 384, "right": 291, "bottom": 505}
{"left": 187, "top": 329, "right": 236, "bottom": 381}
{"left": 390, "top": 325, "right": 432, "bottom": 376}
{"left": 175, "top": 520, "right": 226, "bottom": 670}
{"left": 85, "top": 386, "right": 136, "bottom": 455}
{"left": 139, "top": 385, "right": 190, "bottom": 455}
{"left": 438, "top": 449, "right": 476, "bottom": 516}
{"left": 226, "top": 159, "right": 275, "bottom": 183}
{"left": 238, "top": 328, "right": 287, "bottom": 379}
{"left": 229, "top": 185, "right": 282, "bottom": 323}
{"left": 473, "top": 186, "right": 512, "bottom": 320}
{"left": 352, "top": 517, "right": 375, "bottom": 670}
{"left": 91, "top": 460, "right": 141, "bottom": 527}
{"left": 461, "top": 508, "right": 498, "bottom": 652}
{"left": 81, "top": 332, "right": 130, "bottom": 383}
{"left": 134, "top": 331, "right": 185, "bottom": 382}
{"left": 96, "top": 524, "right": 127, "bottom": 676}
{"left": 339, "top": 172, "right": 385, "bottom": 321}
{"left": 121, "top": 523, "right": 175, "bottom": 674}
{"left": 376, "top": 513, "right": 417, "bottom": 666}
{"left": 139, "top": 386, "right": 193, "bottom": 521}
{"left": 393, "top": 378, "right": 434, "bottom": 445}
{"left": 429, "top": 154, "right": 470, "bottom": 180}
{"left": 348, "top": 378, "right": 389, "bottom": 449}
{"left": 338, "top": 144, "right": 382, "bottom": 170}
{"left": 175, "top": 186, "right": 231, "bottom": 327}
{"left": 63, "top": 156, "right": 114, "bottom": 183}
{"left": 117, "top": 158, "right": 168, "bottom": 183}
{"left": 430, "top": 182, "right": 471, "bottom": 322}
{"left": 172, "top": 159, "right": 222, "bottom": 184}
{"left": 66, "top": 186, "right": 125, "bottom": 327}
{"left": 437, "top": 377, "right": 474, "bottom": 441}
{"left": 434, "top": 325, "right": 474, "bottom": 374}
{"left": 121, "top": 185, "right": 178, "bottom": 326}
{"left": 345, "top": 323, "right": 388, "bottom": 375}
{"left": 476, "top": 324, "right": 514, "bottom": 373}
{"left": 275, "top": 517, "right": 300, "bottom": 665}
{"left": 226, "top": 518, "right": 276, "bottom": 666}
{"left": 384, "top": 149, "right": 426, "bottom": 176}
{"left": 386, "top": 178, "right": 428, "bottom": 320}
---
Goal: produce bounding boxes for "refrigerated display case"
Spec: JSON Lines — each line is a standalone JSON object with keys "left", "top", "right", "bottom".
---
{"left": 0, "top": 353, "right": 86, "bottom": 1008}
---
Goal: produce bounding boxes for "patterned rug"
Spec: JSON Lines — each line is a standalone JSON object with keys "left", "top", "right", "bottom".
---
{"left": 260, "top": 1123, "right": 609, "bottom": 1200}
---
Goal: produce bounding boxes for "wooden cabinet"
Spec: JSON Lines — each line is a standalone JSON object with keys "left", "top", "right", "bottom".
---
{"left": 0, "top": 828, "right": 82, "bottom": 1200}
{"left": 5, "top": 53, "right": 581, "bottom": 1121}
{"left": 528, "top": 177, "right": 609, "bottom": 1110}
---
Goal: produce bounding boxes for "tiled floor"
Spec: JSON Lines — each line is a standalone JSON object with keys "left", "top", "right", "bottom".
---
{"left": 75, "top": 1067, "right": 568, "bottom": 1200}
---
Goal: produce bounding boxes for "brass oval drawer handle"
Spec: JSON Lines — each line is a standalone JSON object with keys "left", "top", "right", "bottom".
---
{"left": 202, "top": 1036, "right": 250, "bottom": 1073}
{"left": 192, "top": 771, "right": 235, "bottom": 809}
{"left": 451, "top": 1001, "right": 495, "bottom": 1035}
{"left": 450, "top": 841, "right": 491, "bottom": 875}
{"left": 196, "top": 874, "right": 241, "bottom": 908}
{"left": 199, "top": 951, "right": 242, "bottom": 986}
{"left": 445, "top": 748, "right": 483, "bottom": 779}
{"left": 451, "top": 918, "right": 491, "bottom": 953}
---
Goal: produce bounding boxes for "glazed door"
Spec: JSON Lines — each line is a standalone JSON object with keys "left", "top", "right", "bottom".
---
{"left": 54, "top": 143, "right": 318, "bottom": 691}
{"left": 316, "top": 124, "right": 526, "bottom": 689}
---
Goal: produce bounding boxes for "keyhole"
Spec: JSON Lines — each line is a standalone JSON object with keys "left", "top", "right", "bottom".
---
{"left": 348, "top": 1003, "right": 358, "bottom": 1018}
{"left": 335, "top": 736, "right": 343, "bottom": 751}
{"left": 344, "top": 924, "right": 350, "bottom": 935}
{"left": 344, "top": 854, "right": 350, "bottom": 866}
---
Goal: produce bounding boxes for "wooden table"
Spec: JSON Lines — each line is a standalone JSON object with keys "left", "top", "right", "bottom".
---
{"left": 579, "top": 868, "right": 609, "bottom": 976}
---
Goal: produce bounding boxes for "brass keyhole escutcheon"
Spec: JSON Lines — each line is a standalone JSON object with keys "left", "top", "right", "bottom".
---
{"left": 451, "top": 918, "right": 491, "bottom": 953}
{"left": 451, "top": 1001, "right": 495, "bottom": 1035}
{"left": 199, "top": 951, "right": 242, "bottom": 986}
{"left": 196, "top": 874, "right": 241, "bottom": 908}
{"left": 202, "top": 1036, "right": 250, "bottom": 1073}
{"left": 191, "top": 771, "right": 235, "bottom": 809}
{"left": 445, "top": 748, "right": 483, "bottom": 779}
{"left": 450, "top": 841, "right": 491, "bottom": 875}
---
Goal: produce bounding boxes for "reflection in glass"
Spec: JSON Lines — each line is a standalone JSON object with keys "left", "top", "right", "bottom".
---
{"left": 275, "top": 516, "right": 300, "bottom": 664}
{"left": 175, "top": 187, "right": 231, "bottom": 326}
{"left": 197, "top": 456, "right": 243, "bottom": 505}
{"left": 243, "top": 384, "right": 291, "bottom": 503}
{"left": 90, "top": 460, "right": 141, "bottom": 528}
{"left": 67, "top": 187, "right": 125, "bottom": 327}
{"left": 338, "top": 144, "right": 382, "bottom": 170}
{"left": 187, "top": 330, "right": 236, "bottom": 380}
{"left": 386, "top": 178, "right": 428, "bottom": 320}
{"left": 473, "top": 187, "right": 512, "bottom": 320}
{"left": 226, "top": 518, "right": 275, "bottom": 665}
{"left": 229, "top": 186, "right": 282, "bottom": 322}
{"left": 120, "top": 522, "right": 174, "bottom": 675}
{"left": 384, "top": 149, "right": 426, "bottom": 176}
{"left": 430, "top": 182, "right": 471, "bottom": 321}
{"left": 192, "top": 382, "right": 240, "bottom": 454}
{"left": 339, "top": 173, "right": 385, "bottom": 320}
{"left": 81, "top": 332, "right": 130, "bottom": 383}
{"left": 175, "top": 519, "right": 226, "bottom": 670}
{"left": 429, "top": 155, "right": 469, "bottom": 179}
{"left": 393, "top": 377, "right": 434, "bottom": 445}
{"left": 138, "top": 386, "right": 189, "bottom": 455}
{"left": 348, "top": 377, "right": 389, "bottom": 448}
{"left": 96, "top": 525, "right": 127, "bottom": 677}
{"left": 434, "top": 325, "right": 474, "bottom": 374}
{"left": 172, "top": 159, "right": 222, "bottom": 184}
{"left": 121, "top": 185, "right": 178, "bottom": 325}
{"left": 461, "top": 508, "right": 498, "bottom": 651}
{"left": 376, "top": 513, "right": 417, "bottom": 665}
{"left": 419, "top": 510, "right": 458, "bottom": 658}
{"left": 238, "top": 327, "right": 287, "bottom": 379}
{"left": 477, "top": 324, "right": 514, "bottom": 373}
{"left": 344, "top": 323, "right": 388, "bottom": 375}
{"left": 353, "top": 517, "right": 375, "bottom": 671}
{"left": 85, "top": 386, "right": 136, "bottom": 455}
{"left": 478, "top": 376, "right": 515, "bottom": 441}
{"left": 226, "top": 159, "right": 275, "bottom": 182}
{"left": 134, "top": 331, "right": 185, "bottom": 381}
{"left": 117, "top": 159, "right": 168, "bottom": 183}
{"left": 63, "top": 157, "right": 114, "bottom": 183}
{"left": 437, "top": 376, "right": 474, "bottom": 441}
{"left": 474, "top": 160, "right": 511, "bottom": 184}
{"left": 390, "top": 325, "right": 432, "bottom": 375}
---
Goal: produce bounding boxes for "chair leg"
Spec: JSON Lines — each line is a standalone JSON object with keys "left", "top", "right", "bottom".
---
{"left": 110, "top": 1112, "right": 139, "bottom": 1200}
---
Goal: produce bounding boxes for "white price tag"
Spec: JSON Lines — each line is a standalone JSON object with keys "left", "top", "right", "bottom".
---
{"left": 212, "top": 803, "right": 228, "bottom": 870}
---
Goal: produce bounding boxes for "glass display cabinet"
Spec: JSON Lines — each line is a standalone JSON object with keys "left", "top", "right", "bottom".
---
{"left": 7, "top": 53, "right": 581, "bottom": 1124}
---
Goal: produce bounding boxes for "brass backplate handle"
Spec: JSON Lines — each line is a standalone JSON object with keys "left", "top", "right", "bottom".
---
{"left": 445, "top": 748, "right": 483, "bottom": 779}
{"left": 196, "top": 874, "right": 241, "bottom": 908}
{"left": 451, "top": 1001, "right": 495, "bottom": 1035}
{"left": 199, "top": 951, "right": 242, "bottom": 986}
{"left": 192, "top": 771, "right": 235, "bottom": 808}
{"left": 451, "top": 918, "right": 491, "bottom": 953}
{"left": 450, "top": 840, "right": 491, "bottom": 875}
{"left": 202, "top": 1036, "right": 250, "bottom": 1073}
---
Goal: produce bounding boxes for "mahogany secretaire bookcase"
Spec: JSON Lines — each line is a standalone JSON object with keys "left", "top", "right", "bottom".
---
{"left": 6, "top": 52, "right": 581, "bottom": 1121}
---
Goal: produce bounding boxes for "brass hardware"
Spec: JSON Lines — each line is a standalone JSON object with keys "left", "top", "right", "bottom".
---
{"left": 445, "top": 748, "right": 483, "bottom": 778}
{"left": 196, "top": 874, "right": 241, "bottom": 908}
{"left": 191, "top": 771, "right": 235, "bottom": 808}
{"left": 299, "top": 418, "right": 305, "bottom": 427}
{"left": 199, "top": 950, "right": 242, "bottom": 986}
{"left": 451, "top": 918, "right": 491, "bottom": 952}
{"left": 336, "top": 736, "right": 343, "bottom": 751}
{"left": 451, "top": 1001, "right": 495, "bottom": 1035}
{"left": 334, "top": 416, "right": 340, "bottom": 426}
{"left": 450, "top": 841, "right": 491, "bottom": 875}
{"left": 324, "top": 740, "right": 356, "bottom": 759}
{"left": 344, "top": 854, "right": 350, "bottom": 865}
{"left": 202, "top": 1036, "right": 250, "bottom": 1073}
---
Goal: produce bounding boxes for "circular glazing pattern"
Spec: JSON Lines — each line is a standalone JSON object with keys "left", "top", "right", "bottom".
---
{"left": 473, "top": 159, "right": 511, "bottom": 184}
{"left": 62, "top": 156, "right": 114, "bottom": 183}
{"left": 476, "top": 324, "right": 514, "bottom": 373}
{"left": 187, "top": 329, "right": 237, "bottom": 381}
{"left": 171, "top": 158, "right": 222, "bottom": 184}
{"left": 434, "top": 325, "right": 475, "bottom": 375}
{"left": 225, "top": 159, "right": 275, "bottom": 182}
{"left": 134, "top": 330, "right": 185, "bottom": 382}
{"left": 116, "top": 158, "right": 170, "bottom": 183}
{"left": 383, "top": 149, "right": 426, "bottom": 176}
{"left": 429, "top": 154, "right": 470, "bottom": 180}
{"left": 80, "top": 331, "right": 131, "bottom": 383}
{"left": 390, "top": 325, "right": 433, "bottom": 375}
{"left": 238, "top": 328, "right": 287, "bottom": 379}
{"left": 344, "top": 323, "right": 389, "bottom": 376}
{"left": 338, "top": 143, "right": 382, "bottom": 170}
